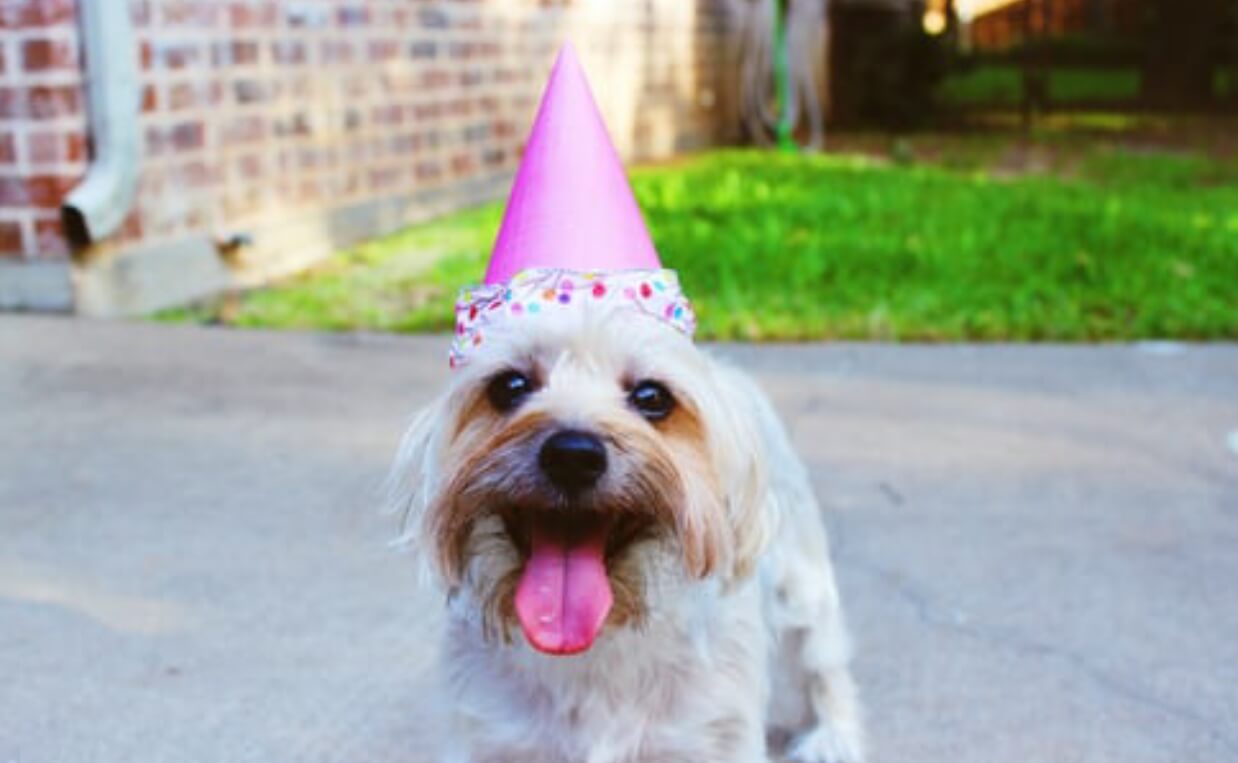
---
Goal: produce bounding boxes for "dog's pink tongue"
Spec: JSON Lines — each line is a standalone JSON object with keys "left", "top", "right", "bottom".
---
{"left": 515, "top": 528, "right": 613, "bottom": 656}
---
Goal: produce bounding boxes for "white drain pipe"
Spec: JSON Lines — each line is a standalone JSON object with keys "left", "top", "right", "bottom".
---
{"left": 61, "top": 0, "right": 141, "bottom": 246}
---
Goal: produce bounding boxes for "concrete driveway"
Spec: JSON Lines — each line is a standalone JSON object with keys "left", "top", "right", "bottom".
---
{"left": 2, "top": 316, "right": 1236, "bottom": 763}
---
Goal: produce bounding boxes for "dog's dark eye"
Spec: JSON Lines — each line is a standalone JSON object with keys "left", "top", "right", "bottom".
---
{"left": 487, "top": 370, "right": 534, "bottom": 413}
{"left": 629, "top": 380, "right": 675, "bottom": 421}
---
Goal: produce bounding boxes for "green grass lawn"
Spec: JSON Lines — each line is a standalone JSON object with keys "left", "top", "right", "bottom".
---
{"left": 162, "top": 140, "right": 1238, "bottom": 342}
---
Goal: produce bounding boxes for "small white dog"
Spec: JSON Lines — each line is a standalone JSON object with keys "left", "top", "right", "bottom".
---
{"left": 389, "top": 290, "right": 864, "bottom": 763}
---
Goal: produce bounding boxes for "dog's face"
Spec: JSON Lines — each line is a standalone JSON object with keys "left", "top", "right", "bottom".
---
{"left": 392, "top": 306, "right": 765, "bottom": 655}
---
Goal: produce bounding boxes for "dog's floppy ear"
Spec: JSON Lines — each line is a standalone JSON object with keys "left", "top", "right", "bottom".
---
{"left": 386, "top": 394, "right": 449, "bottom": 576}
{"left": 705, "top": 362, "right": 774, "bottom": 583}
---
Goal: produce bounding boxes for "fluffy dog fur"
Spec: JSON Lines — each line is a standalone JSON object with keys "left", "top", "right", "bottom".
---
{"left": 390, "top": 302, "right": 863, "bottom": 763}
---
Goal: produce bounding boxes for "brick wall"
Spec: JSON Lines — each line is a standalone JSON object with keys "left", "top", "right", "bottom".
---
{"left": 1, "top": 0, "right": 738, "bottom": 313}
{"left": 0, "top": 0, "right": 87, "bottom": 263}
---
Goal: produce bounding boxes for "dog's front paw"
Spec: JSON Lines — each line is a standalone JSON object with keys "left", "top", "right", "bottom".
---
{"left": 785, "top": 724, "right": 864, "bottom": 763}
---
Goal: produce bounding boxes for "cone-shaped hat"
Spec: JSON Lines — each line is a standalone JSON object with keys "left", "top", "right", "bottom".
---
{"left": 484, "top": 43, "right": 660, "bottom": 284}
{"left": 450, "top": 43, "right": 694, "bottom": 369}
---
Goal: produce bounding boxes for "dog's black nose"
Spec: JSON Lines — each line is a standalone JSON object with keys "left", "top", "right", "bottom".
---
{"left": 539, "top": 430, "right": 607, "bottom": 491}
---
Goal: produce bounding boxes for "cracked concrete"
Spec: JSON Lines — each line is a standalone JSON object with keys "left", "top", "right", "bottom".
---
{"left": 2, "top": 317, "right": 1236, "bottom": 762}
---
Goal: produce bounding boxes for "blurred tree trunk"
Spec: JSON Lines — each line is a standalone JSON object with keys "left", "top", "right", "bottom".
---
{"left": 1140, "top": 0, "right": 1225, "bottom": 109}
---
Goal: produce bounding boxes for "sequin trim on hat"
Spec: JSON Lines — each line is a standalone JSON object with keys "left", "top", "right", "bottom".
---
{"left": 449, "top": 268, "right": 696, "bottom": 368}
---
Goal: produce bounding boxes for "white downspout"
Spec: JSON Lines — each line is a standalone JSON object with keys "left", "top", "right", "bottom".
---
{"left": 61, "top": 0, "right": 141, "bottom": 246}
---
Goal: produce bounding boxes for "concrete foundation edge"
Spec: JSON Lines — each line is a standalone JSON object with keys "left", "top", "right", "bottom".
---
{"left": 4, "top": 176, "right": 511, "bottom": 317}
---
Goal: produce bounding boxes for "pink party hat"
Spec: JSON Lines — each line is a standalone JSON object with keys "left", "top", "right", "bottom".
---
{"left": 451, "top": 43, "right": 695, "bottom": 371}
{"left": 484, "top": 43, "right": 661, "bottom": 284}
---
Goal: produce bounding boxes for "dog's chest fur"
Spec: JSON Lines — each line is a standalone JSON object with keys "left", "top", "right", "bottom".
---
{"left": 443, "top": 580, "right": 770, "bottom": 763}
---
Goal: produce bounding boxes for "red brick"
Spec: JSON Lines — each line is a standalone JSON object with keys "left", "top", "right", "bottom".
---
{"left": 1, "top": 177, "right": 26, "bottom": 205}
{"left": 211, "top": 40, "right": 258, "bottom": 66}
{"left": 168, "top": 81, "right": 222, "bottom": 111}
{"left": 272, "top": 112, "right": 311, "bottom": 138}
{"left": 418, "top": 129, "right": 443, "bottom": 151}
{"left": 178, "top": 161, "right": 217, "bottom": 188}
{"left": 271, "top": 40, "right": 306, "bottom": 65}
{"left": 172, "top": 122, "right": 206, "bottom": 151}
{"left": 414, "top": 103, "right": 444, "bottom": 120}
{"left": 368, "top": 40, "right": 400, "bottom": 63}
{"left": 153, "top": 40, "right": 201, "bottom": 69}
{"left": 229, "top": 2, "right": 279, "bottom": 28}
{"left": 159, "top": 0, "right": 220, "bottom": 27}
{"left": 421, "top": 70, "right": 452, "bottom": 89}
{"left": 387, "top": 8, "right": 411, "bottom": 26}
{"left": 22, "top": 39, "right": 78, "bottom": 72}
{"left": 27, "top": 132, "right": 60, "bottom": 163}
{"left": 222, "top": 115, "right": 265, "bottom": 145}
{"left": 142, "top": 84, "right": 158, "bottom": 112}
{"left": 414, "top": 160, "right": 442, "bottom": 182}
{"left": 410, "top": 41, "right": 437, "bottom": 60}
{"left": 493, "top": 120, "right": 517, "bottom": 139}
{"left": 320, "top": 40, "right": 355, "bottom": 64}
{"left": 0, "top": 0, "right": 75, "bottom": 29}
{"left": 450, "top": 154, "right": 477, "bottom": 177}
{"left": 389, "top": 134, "right": 419, "bottom": 155}
{"left": 418, "top": 8, "right": 450, "bottom": 29}
{"left": 448, "top": 42, "right": 476, "bottom": 60}
{"left": 28, "top": 131, "right": 87, "bottom": 164}
{"left": 68, "top": 132, "right": 87, "bottom": 162}
{"left": 0, "top": 175, "right": 77, "bottom": 208}
{"left": 232, "top": 79, "right": 267, "bottom": 104}
{"left": 233, "top": 40, "right": 260, "bottom": 65}
{"left": 482, "top": 148, "right": 507, "bottom": 168}
{"left": 33, "top": 215, "right": 69, "bottom": 258}
{"left": 0, "top": 85, "right": 81, "bottom": 120}
{"left": 446, "top": 98, "right": 473, "bottom": 117}
{"left": 371, "top": 104, "right": 404, "bottom": 127}
{"left": 337, "top": 5, "right": 369, "bottom": 26}
{"left": 235, "top": 154, "right": 264, "bottom": 178}
{"left": 0, "top": 133, "right": 15, "bottom": 164}
{"left": 368, "top": 166, "right": 403, "bottom": 191}
{"left": 295, "top": 147, "right": 322, "bottom": 171}
{"left": 0, "top": 220, "right": 24, "bottom": 257}
{"left": 146, "top": 121, "right": 207, "bottom": 156}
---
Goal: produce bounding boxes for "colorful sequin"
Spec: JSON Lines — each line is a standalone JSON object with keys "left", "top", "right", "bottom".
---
{"left": 449, "top": 267, "right": 696, "bottom": 368}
